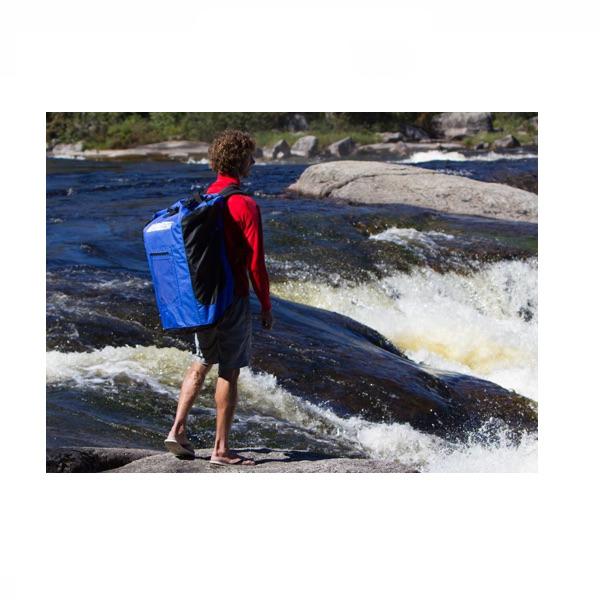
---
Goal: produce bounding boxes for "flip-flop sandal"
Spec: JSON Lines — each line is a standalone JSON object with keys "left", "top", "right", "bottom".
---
{"left": 210, "top": 454, "right": 256, "bottom": 466}
{"left": 181, "top": 441, "right": 195, "bottom": 453}
{"left": 164, "top": 437, "right": 196, "bottom": 458}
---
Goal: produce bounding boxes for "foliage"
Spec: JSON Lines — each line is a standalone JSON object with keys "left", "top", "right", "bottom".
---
{"left": 462, "top": 113, "right": 538, "bottom": 148}
{"left": 46, "top": 112, "right": 536, "bottom": 149}
{"left": 46, "top": 112, "right": 292, "bottom": 148}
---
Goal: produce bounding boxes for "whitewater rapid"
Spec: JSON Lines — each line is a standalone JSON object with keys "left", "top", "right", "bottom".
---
{"left": 46, "top": 345, "right": 537, "bottom": 472}
{"left": 397, "top": 150, "right": 538, "bottom": 163}
{"left": 46, "top": 223, "right": 538, "bottom": 471}
{"left": 271, "top": 230, "right": 538, "bottom": 402}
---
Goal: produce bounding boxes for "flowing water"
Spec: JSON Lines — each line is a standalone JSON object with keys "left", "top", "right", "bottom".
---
{"left": 46, "top": 153, "right": 538, "bottom": 472}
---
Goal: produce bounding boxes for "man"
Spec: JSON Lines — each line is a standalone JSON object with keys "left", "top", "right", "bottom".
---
{"left": 164, "top": 130, "right": 273, "bottom": 466}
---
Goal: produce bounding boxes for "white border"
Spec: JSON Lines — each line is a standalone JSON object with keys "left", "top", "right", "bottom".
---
{"left": 3, "top": 2, "right": 599, "bottom": 598}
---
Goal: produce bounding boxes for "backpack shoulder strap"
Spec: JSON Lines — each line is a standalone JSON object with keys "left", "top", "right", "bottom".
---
{"left": 217, "top": 185, "right": 249, "bottom": 199}
{"left": 183, "top": 184, "right": 248, "bottom": 211}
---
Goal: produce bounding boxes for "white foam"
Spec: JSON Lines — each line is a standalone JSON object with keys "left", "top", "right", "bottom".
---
{"left": 46, "top": 345, "right": 184, "bottom": 395}
{"left": 237, "top": 370, "right": 536, "bottom": 473}
{"left": 46, "top": 345, "right": 536, "bottom": 472}
{"left": 241, "top": 371, "right": 537, "bottom": 472}
{"left": 423, "top": 428, "right": 538, "bottom": 473}
{"left": 272, "top": 257, "right": 538, "bottom": 401}
{"left": 50, "top": 154, "right": 86, "bottom": 161}
{"left": 186, "top": 157, "right": 209, "bottom": 165}
{"left": 370, "top": 227, "right": 454, "bottom": 257}
{"left": 398, "top": 150, "right": 538, "bottom": 163}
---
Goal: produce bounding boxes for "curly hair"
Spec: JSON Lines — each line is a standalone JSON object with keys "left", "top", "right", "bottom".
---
{"left": 208, "top": 129, "right": 256, "bottom": 176}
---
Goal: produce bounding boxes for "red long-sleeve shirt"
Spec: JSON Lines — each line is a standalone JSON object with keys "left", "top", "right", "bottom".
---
{"left": 207, "top": 173, "right": 272, "bottom": 312}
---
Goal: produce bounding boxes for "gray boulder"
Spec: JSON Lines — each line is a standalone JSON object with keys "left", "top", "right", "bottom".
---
{"left": 379, "top": 126, "right": 430, "bottom": 143}
{"left": 288, "top": 161, "right": 537, "bottom": 222}
{"left": 290, "top": 135, "right": 319, "bottom": 158}
{"left": 404, "top": 142, "right": 444, "bottom": 152}
{"left": 402, "top": 124, "right": 431, "bottom": 141}
{"left": 266, "top": 139, "right": 291, "bottom": 160}
{"left": 328, "top": 137, "right": 355, "bottom": 157}
{"left": 379, "top": 131, "right": 404, "bottom": 143}
{"left": 493, "top": 134, "right": 521, "bottom": 149}
{"left": 431, "top": 112, "right": 493, "bottom": 139}
{"left": 444, "top": 128, "right": 470, "bottom": 140}
{"left": 529, "top": 116, "right": 538, "bottom": 130}
{"left": 51, "top": 141, "right": 84, "bottom": 156}
{"left": 355, "top": 142, "right": 408, "bottom": 157}
{"left": 438, "top": 142, "right": 465, "bottom": 150}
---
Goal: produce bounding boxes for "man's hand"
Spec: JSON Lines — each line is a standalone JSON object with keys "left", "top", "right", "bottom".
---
{"left": 261, "top": 309, "right": 273, "bottom": 330}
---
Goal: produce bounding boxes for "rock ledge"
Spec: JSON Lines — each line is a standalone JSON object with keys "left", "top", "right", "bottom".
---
{"left": 46, "top": 447, "right": 417, "bottom": 473}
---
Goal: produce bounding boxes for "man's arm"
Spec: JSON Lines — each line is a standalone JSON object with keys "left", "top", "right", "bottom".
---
{"left": 241, "top": 200, "right": 272, "bottom": 326}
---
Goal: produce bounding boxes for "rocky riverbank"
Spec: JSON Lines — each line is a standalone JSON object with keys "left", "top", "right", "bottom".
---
{"left": 46, "top": 113, "right": 538, "bottom": 162}
{"left": 46, "top": 446, "right": 417, "bottom": 473}
{"left": 49, "top": 140, "right": 211, "bottom": 161}
{"left": 288, "top": 161, "right": 538, "bottom": 222}
{"left": 47, "top": 138, "right": 535, "bottom": 163}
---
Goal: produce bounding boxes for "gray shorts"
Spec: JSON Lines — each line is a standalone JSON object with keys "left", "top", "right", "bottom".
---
{"left": 192, "top": 295, "right": 252, "bottom": 373}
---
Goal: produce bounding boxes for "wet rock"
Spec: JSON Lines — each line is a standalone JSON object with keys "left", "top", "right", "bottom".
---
{"left": 474, "top": 142, "right": 490, "bottom": 150}
{"left": 251, "top": 295, "right": 537, "bottom": 439}
{"left": 288, "top": 161, "right": 538, "bottom": 222}
{"left": 46, "top": 447, "right": 157, "bottom": 472}
{"left": 46, "top": 447, "right": 418, "bottom": 473}
{"left": 328, "top": 137, "right": 355, "bottom": 157}
{"left": 493, "top": 135, "right": 521, "bottom": 149}
{"left": 432, "top": 113, "right": 493, "bottom": 139}
{"left": 355, "top": 142, "right": 408, "bottom": 157}
{"left": 290, "top": 135, "right": 319, "bottom": 158}
{"left": 496, "top": 172, "right": 538, "bottom": 194}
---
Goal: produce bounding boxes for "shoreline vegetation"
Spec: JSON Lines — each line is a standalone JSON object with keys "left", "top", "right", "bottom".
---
{"left": 47, "top": 112, "right": 538, "bottom": 161}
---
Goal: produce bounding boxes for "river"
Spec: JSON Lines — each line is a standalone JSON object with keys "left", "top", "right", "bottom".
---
{"left": 46, "top": 151, "right": 538, "bottom": 472}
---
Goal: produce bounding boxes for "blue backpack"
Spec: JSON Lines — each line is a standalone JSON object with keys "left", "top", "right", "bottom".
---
{"left": 143, "top": 185, "right": 243, "bottom": 333}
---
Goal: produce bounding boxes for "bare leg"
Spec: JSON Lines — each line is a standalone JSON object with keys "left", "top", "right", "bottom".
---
{"left": 168, "top": 361, "right": 212, "bottom": 443}
{"left": 213, "top": 368, "right": 239, "bottom": 456}
{"left": 211, "top": 369, "right": 255, "bottom": 465}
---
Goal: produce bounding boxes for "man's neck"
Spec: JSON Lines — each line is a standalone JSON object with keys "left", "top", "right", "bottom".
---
{"left": 217, "top": 172, "right": 241, "bottom": 184}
